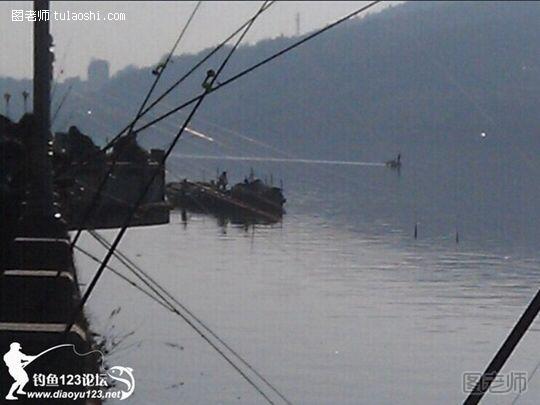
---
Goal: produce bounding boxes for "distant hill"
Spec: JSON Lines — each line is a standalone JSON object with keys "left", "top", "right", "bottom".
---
{"left": 3, "top": 1, "right": 540, "bottom": 163}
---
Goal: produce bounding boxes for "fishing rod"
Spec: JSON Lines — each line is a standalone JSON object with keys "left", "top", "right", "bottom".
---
{"left": 76, "top": 74, "right": 386, "bottom": 227}
{"left": 156, "top": 97, "right": 389, "bottom": 201}
{"left": 67, "top": 0, "right": 258, "bottom": 350}
{"left": 133, "top": 1, "right": 382, "bottom": 135}
{"left": 63, "top": 90, "right": 226, "bottom": 206}
{"left": 97, "top": 0, "right": 276, "bottom": 155}
{"left": 55, "top": 1, "right": 276, "bottom": 178}
{"left": 64, "top": 0, "right": 377, "bottom": 212}
{"left": 129, "top": 0, "right": 203, "bottom": 131}
{"left": 67, "top": 86, "right": 217, "bottom": 145}
{"left": 68, "top": 4, "right": 281, "bottom": 403}
{"left": 463, "top": 289, "right": 540, "bottom": 404}
{"left": 69, "top": 1, "right": 203, "bottom": 248}
{"left": 63, "top": 0, "right": 379, "bottom": 172}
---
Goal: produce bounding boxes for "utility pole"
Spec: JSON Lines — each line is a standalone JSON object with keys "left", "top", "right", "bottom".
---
{"left": 23, "top": 0, "right": 57, "bottom": 231}
{"left": 295, "top": 13, "right": 300, "bottom": 36}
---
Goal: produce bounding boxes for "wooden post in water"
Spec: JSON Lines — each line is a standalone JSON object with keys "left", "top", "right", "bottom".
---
{"left": 22, "top": 90, "right": 29, "bottom": 113}
{"left": 4, "top": 93, "right": 11, "bottom": 119}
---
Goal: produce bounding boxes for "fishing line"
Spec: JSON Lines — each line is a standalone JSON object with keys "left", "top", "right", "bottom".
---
{"left": 66, "top": 83, "right": 386, "bottom": 232}
{"left": 69, "top": 0, "right": 203, "bottom": 248}
{"left": 52, "top": 83, "right": 74, "bottom": 125}
{"left": 85, "top": 213, "right": 281, "bottom": 404}
{"left": 453, "top": 132, "right": 460, "bottom": 244}
{"left": 63, "top": 19, "right": 290, "bottom": 217}
{"left": 87, "top": 230, "right": 209, "bottom": 317}
{"left": 57, "top": 1, "right": 383, "bottom": 227}
{"left": 73, "top": 244, "right": 176, "bottom": 312}
{"left": 510, "top": 355, "right": 540, "bottom": 404}
{"left": 134, "top": 0, "right": 204, "bottom": 127}
{"left": 63, "top": 94, "right": 227, "bottom": 215}
{"left": 69, "top": 5, "right": 281, "bottom": 403}
{"left": 67, "top": 87, "right": 220, "bottom": 149}
{"left": 160, "top": 103, "right": 390, "bottom": 201}
{"left": 66, "top": 5, "right": 537, "bottom": 400}
{"left": 133, "top": 1, "right": 382, "bottom": 135}
{"left": 51, "top": 35, "right": 73, "bottom": 103}
{"left": 413, "top": 159, "right": 418, "bottom": 240}
{"left": 170, "top": 153, "right": 384, "bottom": 167}
{"left": 62, "top": 0, "right": 377, "bottom": 160}
{"left": 98, "top": 1, "right": 276, "bottom": 154}
{"left": 61, "top": 89, "right": 197, "bottom": 147}
{"left": 89, "top": 229, "right": 292, "bottom": 404}
{"left": 131, "top": 85, "right": 385, "bottom": 190}
{"left": 67, "top": 88, "right": 246, "bottom": 215}
{"left": 54, "top": 1, "right": 276, "bottom": 176}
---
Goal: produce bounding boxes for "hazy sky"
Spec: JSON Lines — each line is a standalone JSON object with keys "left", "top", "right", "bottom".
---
{"left": 0, "top": 1, "right": 396, "bottom": 80}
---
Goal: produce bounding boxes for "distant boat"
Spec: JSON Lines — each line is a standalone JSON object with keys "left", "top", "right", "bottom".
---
{"left": 385, "top": 153, "right": 401, "bottom": 169}
{"left": 167, "top": 177, "right": 286, "bottom": 224}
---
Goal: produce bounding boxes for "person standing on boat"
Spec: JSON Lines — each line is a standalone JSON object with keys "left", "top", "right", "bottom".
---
{"left": 217, "top": 171, "right": 228, "bottom": 191}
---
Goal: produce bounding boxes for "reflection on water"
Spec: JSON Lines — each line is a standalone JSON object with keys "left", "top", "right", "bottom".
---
{"left": 77, "top": 153, "right": 540, "bottom": 404}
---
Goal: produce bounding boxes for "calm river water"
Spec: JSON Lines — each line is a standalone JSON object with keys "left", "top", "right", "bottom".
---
{"left": 75, "top": 138, "right": 540, "bottom": 404}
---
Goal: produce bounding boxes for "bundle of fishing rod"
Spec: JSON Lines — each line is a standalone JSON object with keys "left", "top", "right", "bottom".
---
{"left": 57, "top": 2, "right": 388, "bottom": 403}
{"left": 60, "top": 1, "right": 537, "bottom": 404}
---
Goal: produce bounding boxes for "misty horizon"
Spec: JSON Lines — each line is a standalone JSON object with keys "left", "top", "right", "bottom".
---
{"left": 0, "top": 1, "right": 396, "bottom": 80}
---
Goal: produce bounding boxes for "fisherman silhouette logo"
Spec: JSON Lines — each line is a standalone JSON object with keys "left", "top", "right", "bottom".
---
{"left": 107, "top": 366, "right": 135, "bottom": 400}
{"left": 3, "top": 342, "right": 135, "bottom": 400}
{"left": 2, "top": 342, "right": 37, "bottom": 400}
